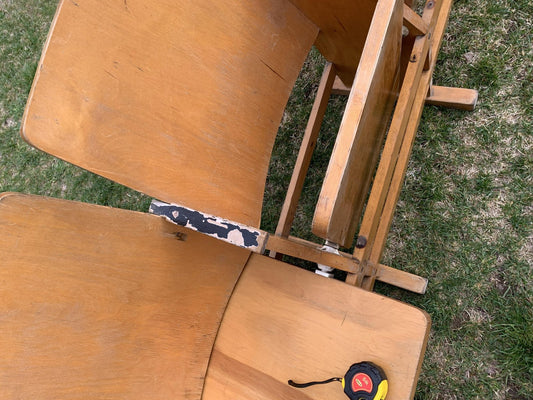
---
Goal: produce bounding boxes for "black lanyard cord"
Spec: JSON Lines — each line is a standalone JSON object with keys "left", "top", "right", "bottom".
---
{"left": 288, "top": 377, "right": 343, "bottom": 388}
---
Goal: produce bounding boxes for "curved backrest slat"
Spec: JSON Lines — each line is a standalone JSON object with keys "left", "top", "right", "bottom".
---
{"left": 22, "top": 0, "right": 317, "bottom": 227}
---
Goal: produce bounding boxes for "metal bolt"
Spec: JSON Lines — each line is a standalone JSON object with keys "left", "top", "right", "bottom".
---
{"left": 355, "top": 236, "right": 367, "bottom": 249}
{"left": 410, "top": 54, "right": 418, "bottom": 63}
{"left": 427, "top": 0, "right": 434, "bottom": 9}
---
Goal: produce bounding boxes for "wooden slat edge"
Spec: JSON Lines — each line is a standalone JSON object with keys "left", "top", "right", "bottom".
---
{"left": 312, "top": 0, "right": 404, "bottom": 247}
{"left": 360, "top": 0, "right": 455, "bottom": 290}
{"left": 20, "top": 0, "right": 64, "bottom": 145}
{"left": 266, "top": 235, "right": 426, "bottom": 293}
{"left": 274, "top": 63, "right": 336, "bottom": 238}
{"left": 403, "top": 3, "right": 428, "bottom": 36}
{"left": 266, "top": 235, "right": 359, "bottom": 273}
{"left": 375, "top": 263, "right": 428, "bottom": 294}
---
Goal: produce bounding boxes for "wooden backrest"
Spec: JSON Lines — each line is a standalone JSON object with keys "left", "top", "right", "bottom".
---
{"left": 0, "top": 192, "right": 249, "bottom": 399}
{"left": 22, "top": 0, "right": 317, "bottom": 227}
{"left": 312, "top": 0, "right": 404, "bottom": 248}
{"left": 23, "top": 0, "right": 406, "bottom": 245}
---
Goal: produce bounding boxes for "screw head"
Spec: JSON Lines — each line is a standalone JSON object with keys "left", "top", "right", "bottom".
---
{"left": 355, "top": 236, "right": 367, "bottom": 249}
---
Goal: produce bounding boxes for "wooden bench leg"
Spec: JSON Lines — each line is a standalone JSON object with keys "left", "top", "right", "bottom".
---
{"left": 270, "top": 62, "right": 336, "bottom": 259}
{"left": 425, "top": 85, "right": 479, "bottom": 110}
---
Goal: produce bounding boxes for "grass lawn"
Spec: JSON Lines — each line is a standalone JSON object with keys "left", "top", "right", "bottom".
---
{"left": 1, "top": 0, "right": 531, "bottom": 398}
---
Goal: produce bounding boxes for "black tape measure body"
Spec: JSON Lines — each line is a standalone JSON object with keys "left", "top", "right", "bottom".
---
{"left": 342, "top": 362, "right": 388, "bottom": 400}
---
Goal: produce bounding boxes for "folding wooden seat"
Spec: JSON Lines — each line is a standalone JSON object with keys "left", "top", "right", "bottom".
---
{"left": 1, "top": 0, "right": 476, "bottom": 398}
{"left": 0, "top": 192, "right": 429, "bottom": 399}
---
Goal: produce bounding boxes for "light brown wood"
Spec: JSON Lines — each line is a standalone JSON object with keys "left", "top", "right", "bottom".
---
{"left": 203, "top": 254, "right": 431, "bottom": 400}
{"left": 331, "top": 75, "right": 351, "bottom": 95}
{"left": 22, "top": 0, "right": 317, "bottom": 228}
{"left": 0, "top": 193, "right": 249, "bottom": 399}
{"left": 274, "top": 62, "right": 336, "bottom": 244}
{"left": 349, "top": 0, "right": 449, "bottom": 289}
{"left": 426, "top": 85, "right": 478, "bottom": 110}
{"left": 150, "top": 199, "right": 269, "bottom": 253}
{"left": 312, "top": 0, "right": 403, "bottom": 248}
{"left": 361, "top": 0, "right": 455, "bottom": 291}
{"left": 403, "top": 3, "right": 428, "bottom": 36}
{"left": 265, "top": 235, "right": 428, "bottom": 293}
{"left": 267, "top": 234, "right": 360, "bottom": 273}
{"left": 349, "top": 0, "right": 443, "bottom": 284}
{"left": 374, "top": 262, "right": 428, "bottom": 293}
{"left": 288, "top": 0, "right": 380, "bottom": 85}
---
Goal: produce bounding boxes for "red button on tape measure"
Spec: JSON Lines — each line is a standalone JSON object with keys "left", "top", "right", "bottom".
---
{"left": 342, "top": 362, "right": 388, "bottom": 400}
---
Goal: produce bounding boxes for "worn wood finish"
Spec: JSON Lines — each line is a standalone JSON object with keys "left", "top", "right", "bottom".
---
{"left": 312, "top": 0, "right": 403, "bottom": 248}
{"left": 267, "top": 235, "right": 360, "bottom": 273}
{"left": 426, "top": 85, "right": 478, "bottom": 110}
{"left": 22, "top": 0, "right": 317, "bottom": 228}
{"left": 288, "top": 0, "right": 379, "bottom": 85}
{"left": 0, "top": 193, "right": 249, "bottom": 399}
{"left": 203, "top": 254, "right": 431, "bottom": 400}
{"left": 150, "top": 200, "right": 269, "bottom": 253}
{"left": 274, "top": 62, "right": 336, "bottom": 244}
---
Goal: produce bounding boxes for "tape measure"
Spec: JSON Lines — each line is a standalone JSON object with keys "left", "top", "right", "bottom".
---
{"left": 288, "top": 361, "right": 388, "bottom": 400}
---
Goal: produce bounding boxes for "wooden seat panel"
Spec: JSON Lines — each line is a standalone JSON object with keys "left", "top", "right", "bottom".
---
{"left": 203, "top": 253, "right": 430, "bottom": 400}
{"left": 0, "top": 193, "right": 249, "bottom": 399}
{"left": 22, "top": 0, "right": 317, "bottom": 227}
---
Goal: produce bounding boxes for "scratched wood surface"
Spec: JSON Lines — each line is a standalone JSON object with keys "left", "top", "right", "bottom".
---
{"left": 312, "top": 0, "right": 403, "bottom": 248}
{"left": 22, "top": 0, "right": 317, "bottom": 228}
{"left": 203, "top": 254, "right": 431, "bottom": 400}
{"left": 0, "top": 193, "right": 249, "bottom": 399}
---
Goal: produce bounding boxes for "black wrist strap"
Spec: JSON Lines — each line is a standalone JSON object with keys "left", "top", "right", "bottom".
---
{"left": 288, "top": 377, "right": 342, "bottom": 388}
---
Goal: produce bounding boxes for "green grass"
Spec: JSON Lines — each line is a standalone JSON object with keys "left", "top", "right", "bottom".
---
{"left": 1, "top": 0, "right": 532, "bottom": 398}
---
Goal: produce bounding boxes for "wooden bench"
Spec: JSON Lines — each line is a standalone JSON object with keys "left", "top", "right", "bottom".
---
{"left": 1, "top": 0, "right": 477, "bottom": 398}
{"left": 0, "top": 193, "right": 430, "bottom": 399}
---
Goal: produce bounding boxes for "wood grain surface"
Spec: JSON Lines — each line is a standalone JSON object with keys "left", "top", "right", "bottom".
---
{"left": 22, "top": 0, "right": 317, "bottom": 228}
{"left": 288, "top": 0, "right": 379, "bottom": 85}
{"left": 312, "top": 0, "right": 403, "bottom": 247}
{"left": 203, "top": 254, "right": 431, "bottom": 400}
{"left": 0, "top": 193, "right": 249, "bottom": 399}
